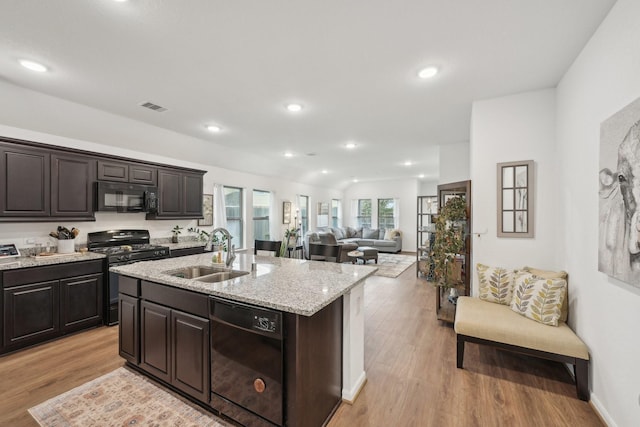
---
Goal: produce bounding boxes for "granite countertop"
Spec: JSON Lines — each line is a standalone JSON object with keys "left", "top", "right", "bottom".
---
{"left": 110, "top": 253, "right": 377, "bottom": 316}
{"left": 0, "top": 252, "right": 106, "bottom": 271}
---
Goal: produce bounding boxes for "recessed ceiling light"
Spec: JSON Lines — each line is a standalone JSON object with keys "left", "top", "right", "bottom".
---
{"left": 286, "top": 103, "right": 303, "bottom": 113}
{"left": 321, "top": 169, "right": 328, "bottom": 174}
{"left": 418, "top": 66, "right": 438, "bottom": 79}
{"left": 284, "top": 152, "right": 293, "bottom": 158}
{"left": 404, "top": 161, "right": 412, "bottom": 167}
{"left": 352, "top": 178, "right": 359, "bottom": 183}
{"left": 19, "top": 59, "right": 47, "bottom": 73}
{"left": 418, "top": 174, "right": 425, "bottom": 179}
{"left": 345, "top": 142, "right": 357, "bottom": 149}
{"left": 206, "top": 125, "right": 221, "bottom": 133}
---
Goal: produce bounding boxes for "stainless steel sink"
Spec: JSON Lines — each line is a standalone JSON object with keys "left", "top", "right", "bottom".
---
{"left": 196, "top": 270, "right": 250, "bottom": 283}
{"left": 166, "top": 265, "right": 227, "bottom": 279}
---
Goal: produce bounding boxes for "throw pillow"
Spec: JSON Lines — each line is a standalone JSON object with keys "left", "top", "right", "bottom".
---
{"left": 346, "top": 226, "right": 357, "bottom": 238}
{"left": 354, "top": 227, "right": 363, "bottom": 238}
{"left": 510, "top": 271, "right": 567, "bottom": 326}
{"left": 522, "top": 266, "right": 569, "bottom": 322}
{"left": 363, "top": 228, "right": 379, "bottom": 239}
{"left": 331, "top": 227, "right": 345, "bottom": 240}
{"left": 476, "top": 263, "right": 514, "bottom": 305}
{"left": 378, "top": 229, "right": 386, "bottom": 239}
{"left": 384, "top": 229, "right": 393, "bottom": 240}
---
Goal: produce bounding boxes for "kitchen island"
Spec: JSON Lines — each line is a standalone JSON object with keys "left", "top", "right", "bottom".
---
{"left": 111, "top": 253, "right": 375, "bottom": 427}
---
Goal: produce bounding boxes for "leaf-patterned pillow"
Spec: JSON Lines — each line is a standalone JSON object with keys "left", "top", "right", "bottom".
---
{"left": 476, "top": 263, "right": 514, "bottom": 305}
{"left": 510, "top": 272, "right": 567, "bottom": 326}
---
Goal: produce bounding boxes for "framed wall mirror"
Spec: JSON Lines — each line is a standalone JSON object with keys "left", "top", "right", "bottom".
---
{"left": 497, "top": 160, "right": 534, "bottom": 238}
{"left": 283, "top": 201, "right": 292, "bottom": 224}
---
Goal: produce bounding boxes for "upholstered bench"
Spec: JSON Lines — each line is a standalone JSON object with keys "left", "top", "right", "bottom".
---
{"left": 454, "top": 265, "right": 590, "bottom": 401}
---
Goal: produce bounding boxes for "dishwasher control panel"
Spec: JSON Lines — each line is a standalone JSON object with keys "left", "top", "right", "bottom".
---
{"left": 253, "top": 313, "right": 278, "bottom": 333}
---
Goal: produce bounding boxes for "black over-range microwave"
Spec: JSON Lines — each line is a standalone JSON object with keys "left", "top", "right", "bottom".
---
{"left": 95, "top": 181, "right": 158, "bottom": 213}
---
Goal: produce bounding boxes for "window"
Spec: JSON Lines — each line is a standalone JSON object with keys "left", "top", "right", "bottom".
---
{"left": 253, "top": 189, "right": 270, "bottom": 240}
{"left": 497, "top": 160, "right": 534, "bottom": 238}
{"left": 357, "top": 199, "right": 372, "bottom": 228}
{"left": 299, "top": 195, "right": 309, "bottom": 235}
{"left": 378, "top": 198, "right": 395, "bottom": 230}
{"left": 317, "top": 202, "right": 329, "bottom": 227}
{"left": 331, "top": 199, "right": 341, "bottom": 228}
{"left": 224, "top": 186, "right": 243, "bottom": 248}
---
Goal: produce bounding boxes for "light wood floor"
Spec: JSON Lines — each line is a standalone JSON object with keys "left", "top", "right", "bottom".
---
{"left": 0, "top": 266, "right": 603, "bottom": 427}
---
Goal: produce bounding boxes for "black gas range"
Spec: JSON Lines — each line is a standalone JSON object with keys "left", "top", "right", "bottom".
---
{"left": 88, "top": 229, "right": 170, "bottom": 325}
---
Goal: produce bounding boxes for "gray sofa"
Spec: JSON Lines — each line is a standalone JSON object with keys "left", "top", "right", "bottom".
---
{"left": 304, "top": 226, "right": 402, "bottom": 260}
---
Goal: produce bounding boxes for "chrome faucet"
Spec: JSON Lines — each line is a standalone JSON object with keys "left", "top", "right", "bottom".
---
{"left": 205, "top": 227, "right": 236, "bottom": 268}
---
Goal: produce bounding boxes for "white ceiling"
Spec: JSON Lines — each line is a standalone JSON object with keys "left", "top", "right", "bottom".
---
{"left": 0, "top": 0, "right": 615, "bottom": 189}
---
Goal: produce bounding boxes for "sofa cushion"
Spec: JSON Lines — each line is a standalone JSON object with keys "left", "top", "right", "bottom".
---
{"left": 476, "top": 263, "right": 514, "bottom": 305}
{"left": 510, "top": 272, "right": 566, "bottom": 326}
{"left": 522, "top": 266, "right": 569, "bottom": 322}
{"left": 346, "top": 226, "right": 360, "bottom": 238}
{"left": 318, "top": 232, "right": 338, "bottom": 245}
{"left": 455, "top": 297, "right": 588, "bottom": 360}
{"left": 372, "top": 240, "right": 397, "bottom": 248}
{"left": 330, "top": 227, "right": 345, "bottom": 240}
{"left": 363, "top": 228, "right": 379, "bottom": 239}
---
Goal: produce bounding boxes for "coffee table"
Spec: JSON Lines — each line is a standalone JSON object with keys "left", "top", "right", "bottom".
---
{"left": 348, "top": 246, "right": 378, "bottom": 264}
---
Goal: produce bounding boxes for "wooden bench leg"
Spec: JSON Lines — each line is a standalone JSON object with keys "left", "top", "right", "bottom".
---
{"left": 456, "top": 335, "right": 464, "bottom": 369}
{"left": 575, "top": 358, "right": 589, "bottom": 401}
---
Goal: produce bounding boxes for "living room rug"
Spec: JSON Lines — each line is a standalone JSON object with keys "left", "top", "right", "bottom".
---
{"left": 29, "top": 367, "right": 230, "bottom": 427}
{"left": 372, "top": 253, "right": 416, "bottom": 278}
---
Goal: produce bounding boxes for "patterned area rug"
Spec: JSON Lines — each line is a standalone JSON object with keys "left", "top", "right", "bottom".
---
{"left": 29, "top": 367, "right": 231, "bottom": 427}
{"left": 372, "top": 253, "right": 416, "bottom": 278}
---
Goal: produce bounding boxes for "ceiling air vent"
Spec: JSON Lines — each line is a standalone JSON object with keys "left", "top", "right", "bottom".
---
{"left": 139, "top": 101, "right": 168, "bottom": 112}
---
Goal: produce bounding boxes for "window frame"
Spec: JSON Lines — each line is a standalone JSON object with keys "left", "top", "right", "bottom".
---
{"left": 377, "top": 198, "right": 395, "bottom": 230}
{"left": 224, "top": 186, "right": 244, "bottom": 248}
{"left": 252, "top": 189, "right": 270, "bottom": 241}
{"left": 357, "top": 199, "right": 372, "bottom": 229}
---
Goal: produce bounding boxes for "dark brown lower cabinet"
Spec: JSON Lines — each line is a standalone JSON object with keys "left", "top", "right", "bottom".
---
{"left": 3, "top": 280, "right": 60, "bottom": 350}
{"left": 1, "top": 260, "right": 104, "bottom": 354}
{"left": 172, "top": 310, "right": 210, "bottom": 402}
{"left": 60, "top": 274, "right": 102, "bottom": 332}
{"left": 119, "top": 294, "right": 139, "bottom": 365}
{"left": 139, "top": 300, "right": 210, "bottom": 401}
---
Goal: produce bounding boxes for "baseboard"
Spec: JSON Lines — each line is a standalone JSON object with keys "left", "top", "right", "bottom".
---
{"left": 590, "top": 393, "right": 617, "bottom": 427}
{"left": 341, "top": 371, "right": 367, "bottom": 404}
{"left": 563, "top": 363, "right": 615, "bottom": 427}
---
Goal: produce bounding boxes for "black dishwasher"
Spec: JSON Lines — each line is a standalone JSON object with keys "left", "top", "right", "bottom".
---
{"left": 209, "top": 297, "right": 283, "bottom": 427}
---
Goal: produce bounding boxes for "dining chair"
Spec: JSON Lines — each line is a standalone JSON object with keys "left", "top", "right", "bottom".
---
{"left": 254, "top": 240, "right": 282, "bottom": 257}
{"left": 308, "top": 243, "right": 342, "bottom": 263}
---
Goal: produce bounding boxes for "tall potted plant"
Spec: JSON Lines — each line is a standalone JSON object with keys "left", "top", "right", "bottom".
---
{"left": 430, "top": 196, "right": 467, "bottom": 303}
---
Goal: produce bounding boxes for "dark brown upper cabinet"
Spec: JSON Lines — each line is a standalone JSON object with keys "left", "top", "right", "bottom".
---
{"left": 148, "top": 169, "right": 203, "bottom": 220}
{"left": 98, "top": 160, "right": 157, "bottom": 186}
{"left": 51, "top": 153, "right": 96, "bottom": 219}
{"left": 0, "top": 143, "right": 50, "bottom": 218}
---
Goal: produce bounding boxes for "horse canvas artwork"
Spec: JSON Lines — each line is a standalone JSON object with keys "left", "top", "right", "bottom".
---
{"left": 599, "top": 96, "right": 640, "bottom": 286}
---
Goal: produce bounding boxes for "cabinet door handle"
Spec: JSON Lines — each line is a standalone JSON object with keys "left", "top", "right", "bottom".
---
{"left": 253, "top": 378, "right": 266, "bottom": 393}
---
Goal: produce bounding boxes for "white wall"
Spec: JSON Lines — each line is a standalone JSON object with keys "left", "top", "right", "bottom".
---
{"left": 470, "top": 89, "right": 559, "bottom": 294}
{"left": 439, "top": 141, "right": 470, "bottom": 184}
{"left": 556, "top": 0, "right": 640, "bottom": 425}
{"left": 343, "top": 178, "right": 418, "bottom": 252}
{"left": 419, "top": 179, "right": 438, "bottom": 197}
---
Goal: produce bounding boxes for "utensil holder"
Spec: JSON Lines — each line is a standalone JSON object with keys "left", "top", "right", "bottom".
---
{"left": 57, "top": 239, "right": 75, "bottom": 254}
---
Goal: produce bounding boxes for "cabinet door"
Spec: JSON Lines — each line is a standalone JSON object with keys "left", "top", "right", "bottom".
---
{"left": 3, "top": 280, "right": 59, "bottom": 349}
{"left": 119, "top": 294, "right": 139, "bottom": 364}
{"left": 140, "top": 300, "right": 171, "bottom": 382}
{"left": 0, "top": 143, "right": 50, "bottom": 217}
{"left": 157, "top": 169, "right": 183, "bottom": 216}
{"left": 183, "top": 172, "right": 203, "bottom": 217}
{"left": 51, "top": 153, "right": 96, "bottom": 218}
{"left": 97, "top": 160, "right": 128, "bottom": 182}
{"left": 129, "top": 164, "right": 157, "bottom": 185}
{"left": 171, "top": 310, "right": 210, "bottom": 401}
{"left": 60, "top": 273, "right": 103, "bottom": 332}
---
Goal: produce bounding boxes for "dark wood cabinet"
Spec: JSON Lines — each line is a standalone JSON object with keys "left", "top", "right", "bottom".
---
{"left": 60, "top": 273, "right": 102, "bottom": 332}
{"left": 51, "top": 153, "right": 96, "bottom": 219}
{"left": 1, "top": 260, "right": 104, "bottom": 354}
{"left": 140, "top": 300, "right": 172, "bottom": 382}
{"left": 119, "top": 293, "right": 139, "bottom": 364}
{"left": 98, "top": 160, "right": 157, "bottom": 186}
{"left": 149, "top": 169, "right": 204, "bottom": 219}
{"left": 172, "top": 310, "right": 210, "bottom": 401}
{"left": 129, "top": 164, "right": 157, "bottom": 185}
{"left": 0, "top": 143, "right": 50, "bottom": 218}
{"left": 170, "top": 246, "right": 205, "bottom": 258}
{"left": 3, "top": 280, "right": 60, "bottom": 350}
